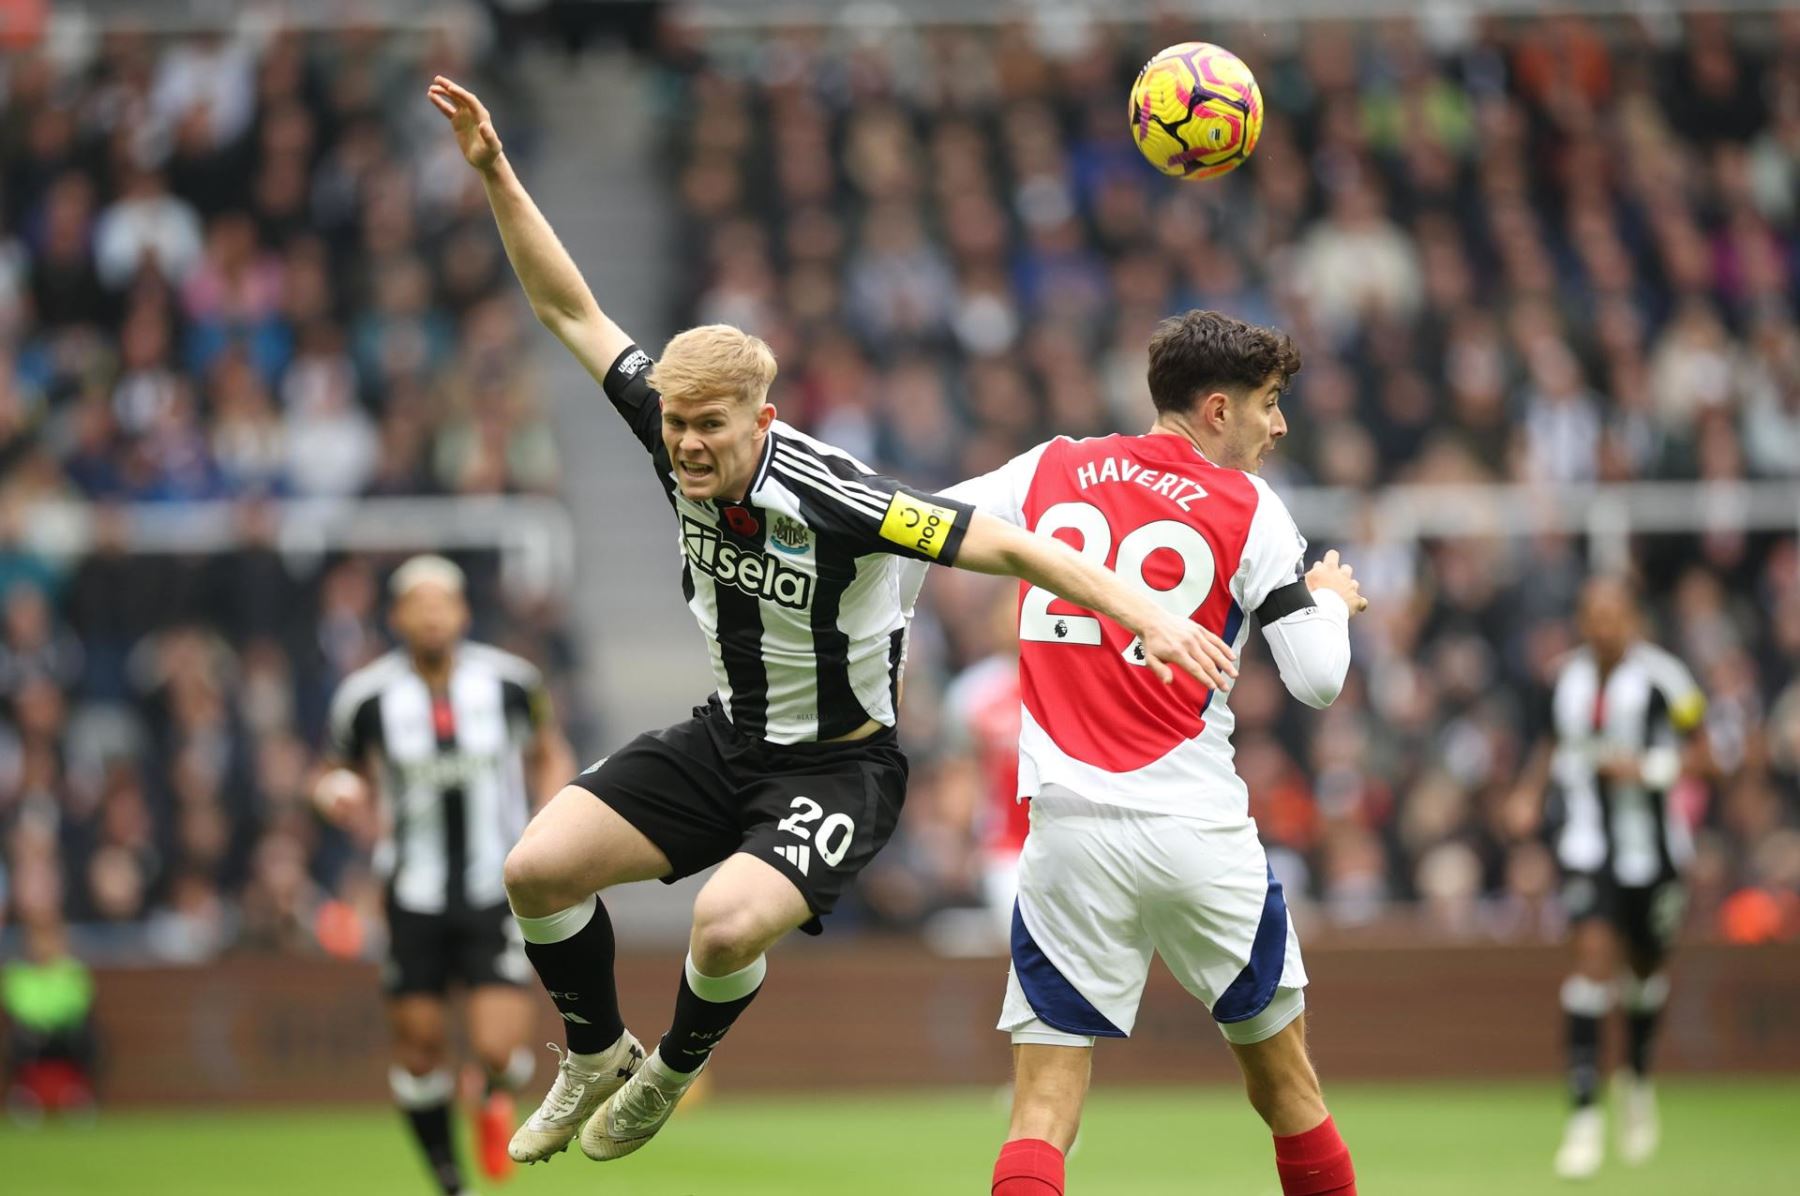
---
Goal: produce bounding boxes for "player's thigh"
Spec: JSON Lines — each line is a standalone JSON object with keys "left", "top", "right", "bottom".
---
{"left": 1620, "top": 878, "right": 1685, "bottom": 976}
{"left": 386, "top": 993, "right": 451, "bottom": 1070}
{"left": 507, "top": 785, "right": 675, "bottom": 907}
{"left": 1561, "top": 870, "right": 1625, "bottom": 975}
{"left": 690, "top": 851, "right": 816, "bottom": 965}
{"left": 532, "top": 712, "right": 751, "bottom": 907}
{"left": 1145, "top": 820, "right": 1307, "bottom": 1032}
{"left": 384, "top": 901, "right": 453, "bottom": 1000}
{"left": 1568, "top": 914, "right": 1621, "bottom": 979}
{"left": 1001, "top": 791, "right": 1156, "bottom": 1038}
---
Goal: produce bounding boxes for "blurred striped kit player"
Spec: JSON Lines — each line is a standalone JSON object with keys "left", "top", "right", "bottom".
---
{"left": 1516, "top": 576, "right": 1709, "bottom": 1180}
{"left": 315, "top": 555, "right": 576, "bottom": 1195}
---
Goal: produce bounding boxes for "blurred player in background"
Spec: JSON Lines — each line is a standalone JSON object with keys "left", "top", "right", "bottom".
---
{"left": 941, "top": 585, "right": 1028, "bottom": 941}
{"left": 1511, "top": 576, "right": 1708, "bottom": 1180}
{"left": 427, "top": 76, "right": 1237, "bottom": 1171}
{"left": 2, "top": 910, "right": 97, "bottom": 1124}
{"left": 917, "top": 310, "right": 1366, "bottom": 1196}
{"left": 314, "top": 555, "right": 575, "bottom": 1196}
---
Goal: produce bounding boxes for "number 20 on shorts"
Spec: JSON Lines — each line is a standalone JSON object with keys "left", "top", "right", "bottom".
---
{"left": 777, "top": 795, "right": 856, "bottom": 867}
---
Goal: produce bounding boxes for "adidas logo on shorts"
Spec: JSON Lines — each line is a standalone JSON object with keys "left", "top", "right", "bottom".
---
{"left": 773, "top": 843, "right": 812, "bottom": 875}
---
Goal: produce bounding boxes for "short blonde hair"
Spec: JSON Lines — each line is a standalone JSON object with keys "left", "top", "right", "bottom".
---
{"left": 650, "top": 324, "right": 778, "bottom": 405}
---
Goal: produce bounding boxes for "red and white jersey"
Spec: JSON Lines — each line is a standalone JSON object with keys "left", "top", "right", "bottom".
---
{"left": 943, "top": 654, "right": 1028, "bottom": 860}
{"left": 942, "top": 433, "right": 1315, "bottom": 822}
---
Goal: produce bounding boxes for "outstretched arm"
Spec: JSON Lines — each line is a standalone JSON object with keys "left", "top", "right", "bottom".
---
{"left": 769, "top": 450, "right": 1232, "bottom": 687}
{"left": 428, "top": 76, "right": 631, "bottom": 384}
{"left": 955, "top": 512, "right": 1237, "bottom": 691}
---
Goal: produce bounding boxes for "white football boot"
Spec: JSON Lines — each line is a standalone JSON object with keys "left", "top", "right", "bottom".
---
{"left": 507, "top": 1033, "right": 644, "bottom": 1163}
{"left": 1554, "top": 1106, "right": 1605, "bottom": 1180}
{"left": 1617, "top": 1074, "right": 1660, "bottom": 1165}
{"left": 580, "top": 1047, "right": 705, "bottom": 1161}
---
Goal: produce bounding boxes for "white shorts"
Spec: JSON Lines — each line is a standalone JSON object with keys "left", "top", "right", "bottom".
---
{"left": 999, "top": 787, "right": 1307, "bottom": 1048}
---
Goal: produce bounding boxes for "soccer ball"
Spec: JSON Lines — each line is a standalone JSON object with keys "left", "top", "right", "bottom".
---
{"left": 1128, "top": 42, "right": 1263, "bottom": 180}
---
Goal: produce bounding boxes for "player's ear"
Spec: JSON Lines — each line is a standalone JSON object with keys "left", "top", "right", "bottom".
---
{"left": 1201, "top": 390, "right": 1231, "bottom": 431}
{"left": 755, "top": 401, "right": 776, "bottom": 433}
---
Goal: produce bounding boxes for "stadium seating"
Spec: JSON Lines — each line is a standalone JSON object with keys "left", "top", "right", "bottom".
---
{"left": 3, "top": 13, "right": 1798, "bottom": 957}
{"left": 0, "top": 29, "right": 579, "bottom": 958}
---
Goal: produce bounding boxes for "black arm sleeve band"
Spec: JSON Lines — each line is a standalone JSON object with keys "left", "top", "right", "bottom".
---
{"left": 601, "top": 344, "right": 663, "bottom": 454}
{"left": 1254, "top": 579, "right": 1317, "bottom": 625}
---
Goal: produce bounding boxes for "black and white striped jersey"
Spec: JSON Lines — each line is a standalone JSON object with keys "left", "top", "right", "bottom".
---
{"left": 603, "top": 344, "right": 977, "bottom": 744}
{"left": 1547, "top": 641, "right": 1706, "bottom": 885}
{"left": 328, "top": 643, "right": 552, "bottom": 914}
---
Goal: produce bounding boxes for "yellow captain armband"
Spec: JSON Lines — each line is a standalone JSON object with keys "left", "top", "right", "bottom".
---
{"left": 879, "top": 492, "right": 958, "bottom": 560}
{"left": 1670, "top": 690, "right": 1706, "bottom": 733}
{"left": 528, "top": 685, "right": 555, "bottom": 729}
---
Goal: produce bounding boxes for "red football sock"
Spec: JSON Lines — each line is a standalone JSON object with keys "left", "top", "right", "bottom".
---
{"left": 992, "top": 1138, "right": 1065, "bottom": 1195}
{"left": 1273, "top": 1115, "right": 1356, "bottom": 1195}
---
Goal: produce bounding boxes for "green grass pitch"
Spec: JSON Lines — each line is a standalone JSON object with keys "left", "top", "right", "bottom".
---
{"left": 4, "top": 1078, "right": 1797, "bottom": 1194}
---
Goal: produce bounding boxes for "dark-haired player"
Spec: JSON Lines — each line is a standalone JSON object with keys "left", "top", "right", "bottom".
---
{"left": 912, "top": 310, "right": 1367, "bottom": 1196}
{"left": 1511, "top": 575, "right": 1707, "bottom": 1180}
{"left": 315, "top": 555, "right": 575, "bottom": 1195}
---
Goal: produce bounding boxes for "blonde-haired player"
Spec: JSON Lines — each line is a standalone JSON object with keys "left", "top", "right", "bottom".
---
{"left": 428, "top": 76, "right": 1239, "bottom": 1168}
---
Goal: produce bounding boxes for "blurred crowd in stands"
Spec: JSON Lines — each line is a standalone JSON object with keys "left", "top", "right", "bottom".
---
{"left": 0, "top": 27, "right": 581, "bottom": 961}
{"left": 657, "top": 12, "right": 1800, "bottom": 944}
{"left": 3, "top": 11, "right": 1800, "bottom": 967}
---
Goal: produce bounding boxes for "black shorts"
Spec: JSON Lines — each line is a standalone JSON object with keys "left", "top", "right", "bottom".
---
{"left": 384, "top": 894, "right": 530, "bottom": 996}
{"left": 1562, "top": 870, "right": 1686, "bottom": 965}
{"left": 572, "top": 698, "right": 909, "bottom": 935}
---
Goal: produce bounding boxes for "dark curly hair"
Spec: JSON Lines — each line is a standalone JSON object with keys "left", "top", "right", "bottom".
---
{"left": 1145, "top": 310, "right": 1301, "bottom": 416}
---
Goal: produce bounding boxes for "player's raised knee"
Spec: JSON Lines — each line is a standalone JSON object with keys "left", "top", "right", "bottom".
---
{"left": 503, "top": 839, "right": 567, "bottom": 915}
{"left": 689, "top": 901, "right": 769, "bottom": 974}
